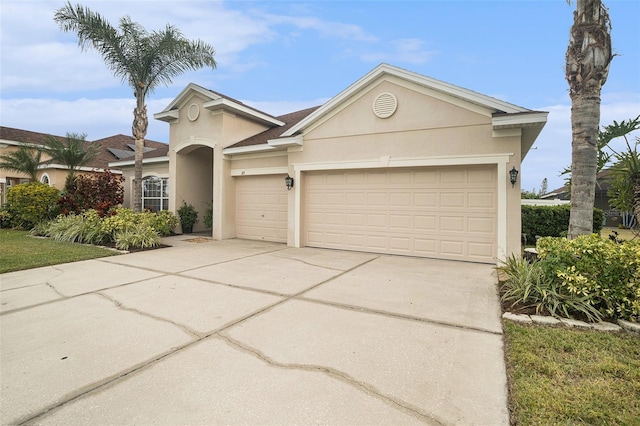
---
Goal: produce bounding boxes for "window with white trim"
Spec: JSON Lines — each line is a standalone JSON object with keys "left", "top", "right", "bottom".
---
{"left": 142, "top": 177, "right": 169, "bottom": 212}
{"left": 40, "top": 173, "right": 50, "bottom": 185}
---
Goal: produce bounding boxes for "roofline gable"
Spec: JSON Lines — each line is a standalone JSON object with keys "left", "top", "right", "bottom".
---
{"left": 154, "top": 83, "right": 284, "bottom": 127}
{"left": 282, "top": 63, "right": 532, "bottom": 137}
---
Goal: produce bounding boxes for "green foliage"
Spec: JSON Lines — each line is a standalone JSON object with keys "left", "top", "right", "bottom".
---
{"left": 203, "top": 203, "right": 213, "bottom": 228}
{"left": 177, "top": 202, "right": 198, "bottom": 227}
{"left": 0, "top": 146, "right": 43, "bottom": 182}
{"left": 144, "top": 210, "right": 179, "bottom": 236}
{"left": 38, "top": 208, "right": 173, "bottom": 249}
{"left": 114, "top": 222, "right": 160, "bottom": 250}
{"left": 5, "top": 182, "right": 60, "bottom": 229}
{"left": 500, "top": 234, "right": 640, "bottom": 322}
{"left": 58, "top": 169, "right": 124, "bottom": 216}
{"left": 498, "top": 255, "right": 602, "bottom": 322}
{"left": 537, "top": 235, "right": 640, "bottom": 321}
{"left": 522, "top": 204, "right": 603, "bottom": 240}
{"left": 39, "top": 133, "right": 101, "bottom": 190}
{"left": 39, "top": 210, "right": 108, "bottom": 244}
{"left": 607, "top": 164, "right": 635, "bottom": 212}
{"left": 521, "top": 190, "right": 540, "bottom": 199}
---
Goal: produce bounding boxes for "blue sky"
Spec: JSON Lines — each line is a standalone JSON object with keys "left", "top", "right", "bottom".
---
{"left": 1, "top": 0, "right": 639, "bottom": 192}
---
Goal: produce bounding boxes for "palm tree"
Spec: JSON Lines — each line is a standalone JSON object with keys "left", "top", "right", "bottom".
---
{"left": 39, "top": 132, "right": 101, "bottom": 190}
{"left": 0, "top": 146, "right": 43, "bottom": 182}
{"left": 565, "top": 0, "right": 613, "bottom": 238}
{"left": 54, "top": 2, "right": 216, "bottom": 212}
{"left": 601, "top": 116, "right": 640, "bottom": 231}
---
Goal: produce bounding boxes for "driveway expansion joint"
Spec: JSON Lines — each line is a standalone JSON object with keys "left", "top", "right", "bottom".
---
{"left": 216, "top": 332, "right": 446, "bottom": 426}
{"left": 299, "top": 296, "right": 503, "bottom": 336}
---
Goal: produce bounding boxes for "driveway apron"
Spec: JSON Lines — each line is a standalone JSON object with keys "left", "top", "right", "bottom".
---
{"left": 0, "top": 236, "right": 508, "bottom": 425}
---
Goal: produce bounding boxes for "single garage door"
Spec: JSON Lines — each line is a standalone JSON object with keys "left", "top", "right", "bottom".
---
{"left": 304, "top": 166, "right": 497, "bottom": 263}
{"left": 236, "top": 174, "right": 288, "bottom": 243}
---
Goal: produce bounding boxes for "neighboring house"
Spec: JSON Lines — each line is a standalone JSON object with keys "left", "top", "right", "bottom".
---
{"left": 542, "top": 169, "right": 633, "bottom": 227}
{"left": 0, "top": 127, "right": 168, "bottom": 209}
{"left": 154, "top": 64, "right": 547, "bottom": 264}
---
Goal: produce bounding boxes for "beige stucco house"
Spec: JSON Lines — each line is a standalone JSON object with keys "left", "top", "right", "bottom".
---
{"left": 155, "top": 64, "right": 547, "bottom": 264}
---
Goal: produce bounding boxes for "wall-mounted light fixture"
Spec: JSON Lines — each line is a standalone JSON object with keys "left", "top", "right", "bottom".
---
{"left": 509, "top": 166, "right": 519, "bottom": 187}
{"left": 285, "top": 174, "right": 294, "bottom": 190}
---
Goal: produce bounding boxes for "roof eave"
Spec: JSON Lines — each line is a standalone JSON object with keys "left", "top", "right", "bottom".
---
{"left": 108, "top": 156, "right": 169, "bottom": 168}
{"left": 267, "top": 135, "right": 303, "bottom": 148}
{"left": 222, "top": 144, "right": 280, "bottom": 156}
{"left": 203, "top": 99, "right": 285, "bottom": 127}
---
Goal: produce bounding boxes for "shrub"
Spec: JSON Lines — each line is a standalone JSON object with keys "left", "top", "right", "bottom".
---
{"left": 114, "top": 222, "right": 160, "bottom": 250}
{"left": 145, "top": 210, "right": 179, "bottom": 236}
{"left": 498, "top": 255, "right": 602, "bottom": 322}
{"left": 40, "top": 210, "right": 107, "bottom": 245}
{"left": 203, "top": 203, "right": 213, "bottom": 229}
{"left": 522, "top": 204, "right": 603, "bottom": 240}
{"left": 57, "top": 170, "right": 124, "bottom": 216}
{"left": 5, "top": 182, "right": 60, "bottom": 229}
{"left": 537, "top": 235, "right": 640, "bottom": 321}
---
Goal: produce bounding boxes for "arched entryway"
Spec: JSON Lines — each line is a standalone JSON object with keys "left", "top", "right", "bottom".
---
{"left": 173, "top": 139, "right": 215, "bottom": 235}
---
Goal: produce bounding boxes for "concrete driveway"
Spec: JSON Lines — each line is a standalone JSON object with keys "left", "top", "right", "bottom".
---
{"left": 1, "top": 236, "right": 508, "bottom": 425}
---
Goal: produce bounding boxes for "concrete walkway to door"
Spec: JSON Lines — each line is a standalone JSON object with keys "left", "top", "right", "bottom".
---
{"left": 0, "top": 237, "right": 508, "bottom": 425}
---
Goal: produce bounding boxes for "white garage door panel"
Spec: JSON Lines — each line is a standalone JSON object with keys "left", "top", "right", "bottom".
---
{"left": 236, "top": 175, "right": 287, "bottom": 243}
{"left": 304, "top": 166, "right": 497, "bottom": 263}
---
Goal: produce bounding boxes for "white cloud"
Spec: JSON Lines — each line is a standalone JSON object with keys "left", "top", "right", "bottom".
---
{"left": 263, "top": 14, "right": 376, "bottom": 42}
{"left": 360, "top": 38, "right": 438, "bottom": 65}
{"left": 0, "top": 96, "right": 173, "bottom": 143}
{"left": 0, "top": 1, "right": 382, "bottom": 96}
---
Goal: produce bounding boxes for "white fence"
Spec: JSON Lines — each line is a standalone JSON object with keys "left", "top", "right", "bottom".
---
{"left": 521, "top": 199, "right": 570, "bottom": 206}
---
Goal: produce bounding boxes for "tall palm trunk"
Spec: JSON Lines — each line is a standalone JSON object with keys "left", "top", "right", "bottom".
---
{"left": 566, "top": 0, "right": 612, "bottom": 238}
{"left": 132, "top": 91, "right": 148, "bottom": 213}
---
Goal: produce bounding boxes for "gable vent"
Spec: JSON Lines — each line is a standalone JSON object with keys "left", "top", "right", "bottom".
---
{"left": 373, "top": 92, "right": 398, "bottom": 119}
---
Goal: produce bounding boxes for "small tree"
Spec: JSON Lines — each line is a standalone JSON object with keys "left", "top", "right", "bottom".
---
{"left": 539, "top": 178, "right": 548, "bottom": 196}
{"left": 0, "top": 146, "right": 42, "bottom": 182}
{"left": 39, "top": 133, "right": 101, "bottom": 190}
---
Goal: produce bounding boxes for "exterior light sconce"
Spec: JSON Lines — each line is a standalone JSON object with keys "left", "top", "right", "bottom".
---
{"left": 285, "top": 174, "right": 294, "bottom": 190}
{"left": 509, "top": 166, "right": 519, "bottom": 187}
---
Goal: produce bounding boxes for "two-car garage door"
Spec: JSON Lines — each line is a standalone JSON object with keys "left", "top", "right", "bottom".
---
{"left": 304, "top": 166, "right": 497, "bottom": 263}
{"left": 235, "top": 166, "right": 497, "bottom": 263}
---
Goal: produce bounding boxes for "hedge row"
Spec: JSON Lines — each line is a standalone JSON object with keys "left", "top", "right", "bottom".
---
{"left": 522, "top": 204, "right": 604, "bottom": 241}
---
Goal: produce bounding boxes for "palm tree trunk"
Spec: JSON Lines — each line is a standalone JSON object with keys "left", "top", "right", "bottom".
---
{"left": 566, "top": 0, "right": 612, "bottom": 239}
{"left": 568, "top": 96, "right": 601, "bottom": 237}
{"left": 132, "top": 94, "right": 148, "bottom": 213}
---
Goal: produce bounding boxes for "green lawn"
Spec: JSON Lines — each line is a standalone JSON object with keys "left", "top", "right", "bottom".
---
{"left": 0, "top": 229, "right": 119, "bottom": 273}
{"left": 503, "top": 320, "right": 640, "bottom": 425}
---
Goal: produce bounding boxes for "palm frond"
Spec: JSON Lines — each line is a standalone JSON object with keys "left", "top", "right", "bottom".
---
{"left": 0, "top": 146, "right": 42, "bottom": 182}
